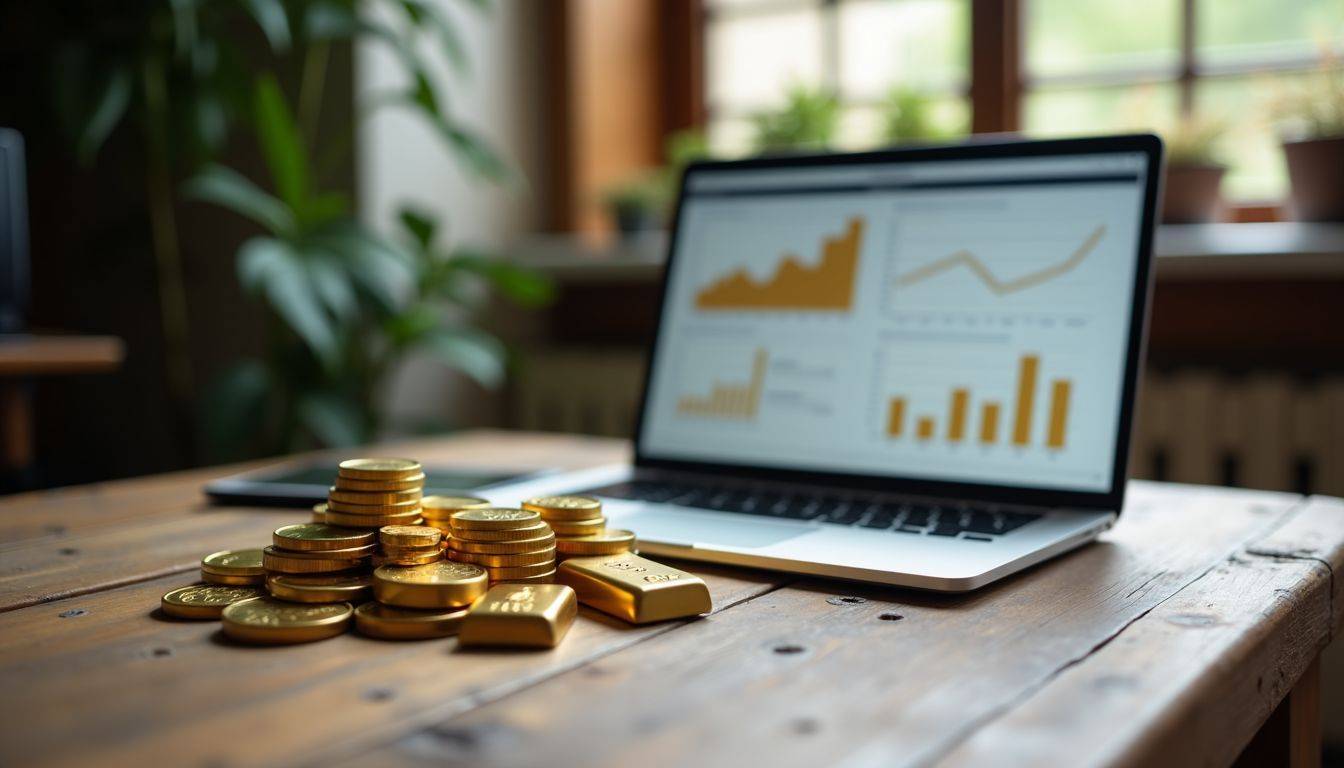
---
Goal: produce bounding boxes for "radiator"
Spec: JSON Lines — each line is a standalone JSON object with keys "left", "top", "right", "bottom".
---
{"left": 511, "top": 349, "right": 1344, "bottom": 496}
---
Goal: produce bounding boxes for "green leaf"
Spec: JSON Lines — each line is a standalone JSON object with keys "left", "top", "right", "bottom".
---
{"left": 451, "top": 254, "right": 555, "bottom": 308}
{"left": 184, "top": 164, "right": 295, "bottom": 235}
{"left": 418, "top": 326, "right": 505, "bottom": 389}
{"left": 236, "top": 237, "right": 339, "bottom": 366}
{"left": 168, "top": 0, "right": 199, "bottom": 59}
{"left": 242, "top": 0, "right": 292, "bottom": 52}
{"left": 253, "top": 74, "right": 310, "bottom": 219}
{"left": 305, "top": 192, "right": 350, "bottom": 226}
{"left": 398, "top": 207, "right": 438, "bottom": 250}
{"left": 303, "top": 253, "right": 358, "bottom": 322}
{"left": 297, "top": 392, "right": 366, "bottom": 447}
{"left": 400, "top": 0, "right": 468, "bottom": 72}
{"left": 312, "top": 222, "right": 417, "bottom": 310}
{"left": 76, "top": 65, "right": 133, "bottom": 165}
{"left": 441, "top": 123, "right": 511, "bottom": 183}
{"left": 384, "top": 303, "right": 439, "bottom": 347}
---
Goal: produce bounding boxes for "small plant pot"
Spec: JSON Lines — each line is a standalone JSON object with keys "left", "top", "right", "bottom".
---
{"left": 1283, "top": 136, "right": 1344, "bottom": 222}
{"left": 609, "top": 201, "right": 662, "bottom": 241}
{"left": 1161, "top": 163, "right": 1225, "bottom": 224}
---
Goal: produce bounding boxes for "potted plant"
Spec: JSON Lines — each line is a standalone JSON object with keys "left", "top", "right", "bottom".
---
{"left": 751, "top": 85, "right": 839, "bottom": 154}
{"left": 1277, "top": 60, "right": 1344, "bottom": 221}
{"left": 603, "top": 130, "right": 711, "bottom": 239}
{"left": 1161, "top": 117, "right": 1228, "bottom": 224}
{"left": 880, "top": 86, "right": 962, "bottom": 145}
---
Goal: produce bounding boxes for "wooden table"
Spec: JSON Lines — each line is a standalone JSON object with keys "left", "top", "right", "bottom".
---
{"left": 1, "top": 431, "right": 1341, "bottom": 768}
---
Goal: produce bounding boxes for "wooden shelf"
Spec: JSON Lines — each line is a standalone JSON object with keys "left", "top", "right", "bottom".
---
{"left": 0, "top": 335, "right": 125, "bottom": 377}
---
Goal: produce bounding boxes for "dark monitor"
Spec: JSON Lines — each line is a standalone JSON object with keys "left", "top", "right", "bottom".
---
{"left": 0, "top": 128, "right": 29, "bottom": 333}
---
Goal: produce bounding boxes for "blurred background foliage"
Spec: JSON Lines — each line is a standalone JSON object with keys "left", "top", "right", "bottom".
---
{"left": 51, "top": 0, "right": 551, "bottom": 459}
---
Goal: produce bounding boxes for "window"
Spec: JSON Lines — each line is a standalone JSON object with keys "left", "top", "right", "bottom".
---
{"left": 704, "top": 0, "right": 970, "bottom": 154}
{"left": 702, "top": 0, "right": 1344, "bottom": 203}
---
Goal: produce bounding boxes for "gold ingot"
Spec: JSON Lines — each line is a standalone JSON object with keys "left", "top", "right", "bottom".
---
{"left": 554, "top": 529, "right": 636, "bottom": 557}
{"left": 377, "top": 549, "right": 442, "bottom": 566}
{"left": 450, "top": 547, "right": 556, "bottom": 568}
{"left": 522, "top": 495, "right": 602, "bottom": 522}
{"left": 379, "top": 525, "right": 442, "bottom": 549}
{"left": 447, "top": 531, "right": 555, "bottom": 555}
{"left": 325, "top": 496, "right": 421, "bottom": 516}
{"left": 312, "top": 503, "right": 328, "bottom": 523}
{"left": 494, "top": 569, "right": 556, "bottom": 585}
{"left": 201, "top": 549, "right": 265, "bottom": 577}
{"left": 458, "top": 584, "right": 577, "bottom": 648}
{"left": 482, "top": 561, "right": 558, "bottom": 581}
{"left": 334, "top": 473, "right": 426, "bottom": 492}
{"left": 372, "top": 561, "right": 488, "bottom": 609}
{"left": 337, "top": 457, "right": 422, "bottom": 481}
{"left": 322, "top": 510, "right": 423, "bottom": 528}
{"left": 262, "top": 545, "right": 370, "bottom": 574}
{"left": 267, "top": 573, "right": 373, "bottom": 604}
{"left": 222, "top": 597, "right": 352, "bottom": 644}
{"left": 449, "top": 507, "right": 541, "bottom": 531}
{"left": 161, "top": 584, "right": 265, "bottom": 619}
{"left": 547, "top": 517, "right": 606, "bottom": 537}
{"left": 354, "top": 602, "right": 468, "bottom": 640}
{"left": 273, "top": 523, "right": 377, "bottom": 552}
{"left": 201, "top": 570, "right": 264, "bottom": 586}
{"left": 421, "top": 495, "right": 491, "bottom": 516}
{"left": 328, "top": 486, "right": 423, "bottom": 506}
{"left": 446, "top": 521, "right": 551, "bottom": 542}
{"left": 557, "top": 552, "right": 712, "bottom": 624}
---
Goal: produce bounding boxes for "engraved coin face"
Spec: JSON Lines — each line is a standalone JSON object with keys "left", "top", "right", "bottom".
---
{"left": 451, "top": 508, "right": 540, "bottom": 524}
{"left": 164, "top": 584, "right": 263, "bottom": 606}
{"left": 222, "top": 597, "right": 351, "bottom": 627}
{"left": 201, "top": 549, "right": 265, "bottom": 574}
{"left": 338, "top": 458, "right": 421, "bottom": 474}
{"left": 421, "top": 495, "right": 490, "bottom": 511}
{"left": 374, "top": 561, "right": 486, "bottom": 584}
{"left": 275, "top": 523, "right": 371, "bottom": 543}
{"left": 525, "top": 496, "right": 600, "bottom": 511}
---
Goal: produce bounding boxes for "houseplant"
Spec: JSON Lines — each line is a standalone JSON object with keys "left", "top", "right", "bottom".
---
{"left": 1277, "top": 59, "right": 1344, "bottom": 221}
{"left": 1161, "top": 117, "right": 1228, "bottom": 224}
{"left": 751, "top": 85, "right": 839, "bottom": 154}
{"left": 880, "top": 86, "right": 960, "bottom": 145}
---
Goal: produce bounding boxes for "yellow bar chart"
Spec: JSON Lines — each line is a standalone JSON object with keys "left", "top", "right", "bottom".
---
{"left": 883, "top": 354, "right": 1072, "bottom": 451}
{"left": 676, "top": 348, "right": 768, "bottom": 420}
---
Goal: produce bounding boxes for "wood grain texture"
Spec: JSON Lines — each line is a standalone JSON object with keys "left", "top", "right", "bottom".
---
{"left": 1247, "top": 495, "right": 1344, "bottom": 636}
{"left": 343, "top": 483, "right": 1304, "bottom": 768}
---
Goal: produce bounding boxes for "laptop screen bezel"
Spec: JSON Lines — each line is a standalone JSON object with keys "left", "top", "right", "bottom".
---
{"left": 631, "top": 133, "right": 1163, "bottom": 512}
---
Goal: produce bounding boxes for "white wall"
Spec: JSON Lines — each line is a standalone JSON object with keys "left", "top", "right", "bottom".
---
{"left": 355, "top": 0, "right": 546, "bottom": 432}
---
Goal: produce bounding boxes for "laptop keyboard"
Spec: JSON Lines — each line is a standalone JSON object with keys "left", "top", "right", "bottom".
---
{"left": 573, "top": 480, "right": 1040, "bottom": 541}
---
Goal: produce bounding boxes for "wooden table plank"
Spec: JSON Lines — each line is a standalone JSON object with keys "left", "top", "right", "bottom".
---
{"left": 0, "top": 563, "right": 783, "bottom": 768}
{"left": 340, "top": 483, "right": 1305, "bottom": 768}
{"left": 1247, "top": 495, "right": 1344, "bottom": 635}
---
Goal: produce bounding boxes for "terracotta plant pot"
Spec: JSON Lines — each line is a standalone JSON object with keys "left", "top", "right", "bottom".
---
{"left": 1283, "top": 136, "right": 1344, "bottom": 222}
{"left": 1161, "top": 163, "right": 1225, "bottom": 224}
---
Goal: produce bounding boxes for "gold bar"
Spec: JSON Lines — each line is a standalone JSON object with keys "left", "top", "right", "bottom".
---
{"left": 916, "top": 416, "right": 935, "bottom": 440}
{"left": 1047, "top": 379, "right": 1071, "bottom": 449}
{"left": 457, "top": 583, "right": 577, "bottom": 648}
{"left": 1012, "top": 354, "right": 1039, "bottom": 446}
{"left": 886, "top": 397, "right": 905, "bottom": 437}
{"left": 948, "top": 388, "right": 969, "bottom": 441}
{"left": 980, "top": 402, "right": 1000, "bottom": 444}
{"left": 556, "top": 552, "right": 712, "bottom": 624}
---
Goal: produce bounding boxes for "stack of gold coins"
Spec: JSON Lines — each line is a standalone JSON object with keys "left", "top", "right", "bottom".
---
{"left": 263, "top": 522, "right": 376, "bottom": 580}
{"left": 377, "top": 525, "right": 443, "bottom": 566}
{"left": 445, "top": 507, "right": 557, "bottom": 584}
{"left": 360, "top": 560, "right": 488, "bottom": 640}
{"left": 522, "top": 496, "right": 636, "bottom": 560}
{"left": 200, "top": 549, "right": 266, "bottom": 586}
{"left": 418, "top": 495, "right": 491, "bottom": 540}
{"left": 324, "top": 458, "right": 425, "bottom": 529}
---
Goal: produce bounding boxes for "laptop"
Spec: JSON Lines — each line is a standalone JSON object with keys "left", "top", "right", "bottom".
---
{"left": 492, "top": 134, "right": 1163, "bottom": 591}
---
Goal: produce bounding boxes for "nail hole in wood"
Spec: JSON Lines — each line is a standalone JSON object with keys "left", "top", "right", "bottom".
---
{"left": 152, "top": 647, "right": 173, "bottom": 658}
{"left": 878, "top": 613, "right": 904, "bottom": 622}
{"left": 363, "top": 687, "right": 395, "bottom": 703}
{"left": 58, "top": 608, "right": 87, "bottom": 618}
{"left": 58, "top": 547, "right": 79, "bottom": 556}
{"left": 827, "top": 596, "right": 866, "bottom": 606}
{"left": 774, "top": 644, "right": 805, "bottom": 655}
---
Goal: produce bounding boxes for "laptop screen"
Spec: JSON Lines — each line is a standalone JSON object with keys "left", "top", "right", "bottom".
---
{"left": 637, "top": 145, "right": 1153, "bottom": 495}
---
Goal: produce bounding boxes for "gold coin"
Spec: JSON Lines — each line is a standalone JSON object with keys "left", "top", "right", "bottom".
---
{"left": 322, "top": 510, "right": 423, "bottom": 528}
{"left": 379, "top": 525, "right": 442, "bottom": 548}
{"left": 553, "top": 529, "right": 636, "bottom": 556}
{"left": 222, "top": 597, "right": 353, "bottom": 644}
{"left": 327, "top": 486, "right": 423, "bottom": 506}
{"left": 483, "top": 562, "right": 560, "bottom": 580}
{"left": 334, "top": 473, "right": 426, "bottom": 492}
{"left": 267, "top": 573, "right": 373, "bottom": 604}
{"left": 376, "top": 549, "right": 442, "bottom": 566}
{"left": 449, "top": 507, "right": 542, "bottom": 531}
{"left": 445, "top": 521, "right": 550, "bottom": 542}
{"left": 201, "top": 570, "right": 264, "bottom": 586}
{"left": 312, "top": 503, "right": 327, "bottom": 523}
{"left": 337, "top": 457, "right": 423, "bottom": 480}
{"left": 325, "top": 497, "right": 421, "bottom": 515}
{"left": 420, "top": 495, "right": 491, "bottom": 515}
{"left": 354, "top": 602, "right": 469, "bottom": 640}
{"left": 201, "top": 549, "right": 265, "bottom": 577}
{"left": 372, "top": 561, "right": 488, "bottom": 609}
{"left": 447, "top": 531, "right": 555, "bottom": 555}
{"left": 273, "top": 523, "right": 377, "bottom": 552}
{"left": 547, "top": 517, "right": 606, "bottom": 536}
{"left": 161, "top": 584, "right": 265, "bottom": 619}
{"left": 493, "top": 569, "right": 557, "bottom": 584}
{"left": 262, "top": 546, "right": 370, "bottom": 574}
{"left": 522, "top": 495, "right": 602, "bottom": 521}
{"left": 450, "top": 547, "right": 556, "bottom": 568}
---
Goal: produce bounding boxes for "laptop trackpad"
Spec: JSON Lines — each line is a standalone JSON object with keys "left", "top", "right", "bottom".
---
{"left": 621, "top": 507, "right": 810, "bottom": 549}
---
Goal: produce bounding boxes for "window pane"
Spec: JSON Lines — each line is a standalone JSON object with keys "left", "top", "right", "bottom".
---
{"left": 1198, "top": 0, "right": 1344, "bottom": 66}
{"left": 837, "top": 0, "right": 969, "bottom": 101}
{"left": 707, "top": 9, "right": 824, "bottom": 112}
{"left": 1024, "top": 83, "right": 1180, "bottom": 137}
{"left": 1026, "top": 0, "right": 1180, "bottom": 79}
{"left": 706, "top": 117, "right": 759, "bottom": 157}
